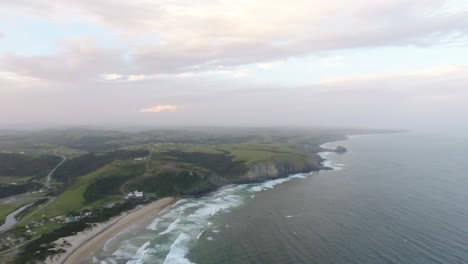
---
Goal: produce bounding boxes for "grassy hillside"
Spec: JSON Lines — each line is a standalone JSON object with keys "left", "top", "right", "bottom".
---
{"left": 52, "top": 149, "right": 148, "bottom": 183}
{"left": 23, "top": 161, "right": 146, "bottom": 223}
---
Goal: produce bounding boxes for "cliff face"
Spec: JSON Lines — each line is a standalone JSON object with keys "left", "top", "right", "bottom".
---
{"left": 242, "top": 160, "right": 279, "bottom": 181}
{"left": 235, "top": 154, "right": 324, "bottom": 183}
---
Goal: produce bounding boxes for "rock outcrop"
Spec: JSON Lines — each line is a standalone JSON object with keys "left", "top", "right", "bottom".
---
{"left": 334, "top": 146, "right": 348, "bottom": 153}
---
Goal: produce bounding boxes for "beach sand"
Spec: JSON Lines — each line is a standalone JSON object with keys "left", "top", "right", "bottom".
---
{"left": 45, "top": 197, "right": 177, "bottom": 264}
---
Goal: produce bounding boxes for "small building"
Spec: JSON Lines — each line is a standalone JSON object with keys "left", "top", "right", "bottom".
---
{"left": 104, "top": 203, "right": 117, "bottom": 208}
{"left": 65, "top": 216, "right": 76, "bottom": 223}
{"left": 126, "top": 190, "right": 144, "bottom": 198}
{"left": 83, "top": 211, "right": 93, "bottom": 217}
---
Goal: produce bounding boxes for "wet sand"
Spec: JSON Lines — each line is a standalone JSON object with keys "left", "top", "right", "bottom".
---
{"left": 45, "top": 197, "right": 177, "bottom": 264}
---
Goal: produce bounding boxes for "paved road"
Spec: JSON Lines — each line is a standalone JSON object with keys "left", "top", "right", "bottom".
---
{"left": 146, "top": 148, "right": 153, "bottom": 172}
{"left": 45, "top": 156, "right": 66, "bottom": 189}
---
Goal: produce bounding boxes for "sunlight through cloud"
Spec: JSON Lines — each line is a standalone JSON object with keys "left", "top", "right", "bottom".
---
{"left": 139, "top": 105, "right": 178, "bottom": 113}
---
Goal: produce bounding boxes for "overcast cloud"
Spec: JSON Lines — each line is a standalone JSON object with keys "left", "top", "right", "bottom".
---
{"left": 1, "top": 0, "right": 468, "bottom": 133}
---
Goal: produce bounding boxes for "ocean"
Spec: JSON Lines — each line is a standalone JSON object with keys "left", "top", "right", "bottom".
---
{"left": 95, "top": 133, "right": 468, "bottom": 264}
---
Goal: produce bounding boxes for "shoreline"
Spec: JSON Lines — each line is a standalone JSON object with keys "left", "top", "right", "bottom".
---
{"left": 45, "top": 197, "right": 177, "bottom": 264}
{"left": 43, "top": 137, "right": 356, "bottom": 263}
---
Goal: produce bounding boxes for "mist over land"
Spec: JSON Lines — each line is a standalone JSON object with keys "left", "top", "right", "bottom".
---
{"left": 1, "top": 1, "right": 468, "bottom": 263}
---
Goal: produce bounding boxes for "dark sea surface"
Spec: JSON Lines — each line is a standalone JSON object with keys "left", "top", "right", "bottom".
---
{"left": 99, "top": 133, "right": 468, "bottom": 264}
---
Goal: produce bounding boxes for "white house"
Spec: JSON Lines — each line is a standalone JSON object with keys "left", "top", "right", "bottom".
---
{"left": 127, "top": 190, "right": 144, "bottom": 198}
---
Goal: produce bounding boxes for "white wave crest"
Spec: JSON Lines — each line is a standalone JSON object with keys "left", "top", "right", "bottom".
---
{"left": 159, "top": 218, "right": 181, "bottom": 235}
{"left": 163, "top": 233, "right": 194, "bottom": 264}
{"left": 106, "top": 166, "right": 330, "bottom": 263}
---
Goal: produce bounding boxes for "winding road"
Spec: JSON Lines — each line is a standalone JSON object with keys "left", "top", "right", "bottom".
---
{"left": 10, "top": 156, "right": 66, "bottom": 228}
{"left": 45, "top": 156, "right": 66, "bottom": 189}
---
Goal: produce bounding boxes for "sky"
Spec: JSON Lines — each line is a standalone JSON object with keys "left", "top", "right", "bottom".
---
{"left": 1, "top": 0, "right": 468, "bottom": 132}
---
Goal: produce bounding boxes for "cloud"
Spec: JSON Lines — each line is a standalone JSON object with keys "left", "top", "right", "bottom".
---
{"left": 0, "top": 32, "right": 4, "bottom": 39}
{"left": 2, "top": 0, "right": 468, "bottom": 79}
{"left": 101, "top": 73, "right": 122, "bottom": 80}
{"left": 2, "top": 37, "right": 126, "bottom": 81}
{"left": 407, "top": 64, "right": 460, "bottom": 77}
{"left": 257, "top": 61, "right": 284, "bottom": 69}
{"left": 128, "top": 74, "right": 146, "bottom": 81}
{"left": 1, "top": 61, "right": 467, "bottom": 132}
{"left": 1, "top": 0, "right": 468, "bottom": 132}
{"left": 230, "top": 71, "right": 250, "bottom": 79}
{"left": 319, "top": 56, "right": 345, "bottom": 68}
{"left": 139, "top": 104, "right": 178, "bottom": 113}
{"left": 0, "top": 71, "right": 38, "bottom": 82}
{"left": 317, "top": 64, "right": 463, "bottom": 86}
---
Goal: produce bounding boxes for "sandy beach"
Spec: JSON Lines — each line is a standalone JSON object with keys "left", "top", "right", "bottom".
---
{"left": 45, "top": 197, "right": 177, "bottom": 264}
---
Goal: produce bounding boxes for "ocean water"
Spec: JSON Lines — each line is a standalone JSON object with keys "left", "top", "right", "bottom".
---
{"left": 97, "top": 133, "right": 468, "bottom": 264}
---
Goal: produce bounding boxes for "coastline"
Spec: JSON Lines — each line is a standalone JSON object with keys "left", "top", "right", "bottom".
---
{"left": 43, "top": 137, "right": 356, "bottom": 263}
{"left": 45, "top": 197, "right": 177, "bottom": 264}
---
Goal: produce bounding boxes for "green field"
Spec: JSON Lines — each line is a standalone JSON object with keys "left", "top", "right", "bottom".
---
{"left": 21, "top": 161, "right": 145, "bottom": 224}
{"left": 0, "top": 193, "right": 48, "bottom": 226}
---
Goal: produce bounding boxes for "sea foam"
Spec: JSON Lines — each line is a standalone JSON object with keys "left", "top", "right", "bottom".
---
{"left": 163, "top": 233, "right": 194, "bottom": 264}
{"left": 104, "top": 147, "right": 343, "bottom": 264}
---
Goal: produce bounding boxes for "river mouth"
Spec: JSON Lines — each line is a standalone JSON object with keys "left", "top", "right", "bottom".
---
{"left": 0, "top": 203, "right": 34, "bottom": 233}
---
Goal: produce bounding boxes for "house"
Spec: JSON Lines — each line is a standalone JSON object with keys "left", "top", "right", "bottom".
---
{"left": 104, "top": 202, "right": 117, "bottom": 208}
{"left": 126, "top": 190, "right": 144, "bottom": 198}
{"left": 65, "top": 216, "right": 76, "bottom": 223}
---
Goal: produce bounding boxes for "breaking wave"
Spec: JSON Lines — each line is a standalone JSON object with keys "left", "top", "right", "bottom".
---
{"left": 99, "top": 145, "right": 342, "bottom": 264}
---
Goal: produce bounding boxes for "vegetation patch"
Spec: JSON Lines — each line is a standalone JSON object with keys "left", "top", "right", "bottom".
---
{"left": 0, "top": 153, "right": 62, "bottom": 179}
{"left": 53, "top": 149, "right": 149, "bottom": 183}
{"left": 0, "top": 182, "right": 43, "bottom": 198}
{"left": 83, "top": 163, "right": 145, "bottom": 203}
{"left": 24, "top": 162, "right": 143, "bottom": 223}
{"left": 127, "top": 171, "right": 213, "bottom": 197}
{"left": 14, "top": 198, "right": 151, "bottom": 264}
{"left": 166, "top": 151, "right": 248, "bottom": 178}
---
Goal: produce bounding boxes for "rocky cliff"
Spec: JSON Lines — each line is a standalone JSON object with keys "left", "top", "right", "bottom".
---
{"left": 234, "top": 153, "right": 324, "bottom": 183}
